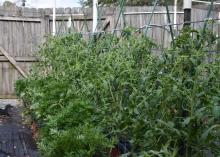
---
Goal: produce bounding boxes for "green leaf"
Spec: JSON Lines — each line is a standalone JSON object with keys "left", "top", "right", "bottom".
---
{"left": 201, "top": 125, "right": 220, "bottom": 141}
{"left": 182, "top": 117, "right": 191, "bottom": 127}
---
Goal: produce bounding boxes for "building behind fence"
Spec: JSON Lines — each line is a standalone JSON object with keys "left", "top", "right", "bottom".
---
{"left": 0, "top": 5, "right": 219, "bottom": 98}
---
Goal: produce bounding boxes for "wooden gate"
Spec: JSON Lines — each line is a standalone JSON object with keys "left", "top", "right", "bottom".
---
{"left": 0, "top": 15, "right": 45, "bottom": 99}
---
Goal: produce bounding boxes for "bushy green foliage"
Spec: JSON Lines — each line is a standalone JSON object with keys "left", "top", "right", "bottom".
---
{"left": 16, "top": 28, "right": 220, "bottom": 157}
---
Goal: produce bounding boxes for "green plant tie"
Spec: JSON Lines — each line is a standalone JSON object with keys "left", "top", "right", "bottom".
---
{"left": 114, "top": 0, "right": 126, "bottom": 32}
{"left": 165, "top": 1, "right": 174, "bottom": 43}
{"left": 197, "top": 0, "right": 214, "bottom": 49}
{"left": 57, "top": 12, "right": 65, "bottom": 35}
{"left": 144, "top": 0, "right": 159, "bottom": 36}
{"left": 121, "top": 0, "right": 126, "bottom": 28}
{"left": 202, "top": 0, "right": 214, "bottom": 36}
{"left": 70, "top": 14, "right": 76, "bottom": 33}
{"left": 81, "top": 8, "right": 90, "bottom": 32}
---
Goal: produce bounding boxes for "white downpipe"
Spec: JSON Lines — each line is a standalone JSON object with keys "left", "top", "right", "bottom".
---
{"left": 183, "top": 0, "right": 192, "bottom": 9}
{"left": 174, "top": 0, "right": 178, "bottom": 30}
{"left": 93, "top": 0, "right": 98, "bottom": 32}
{"left": 52, "top": 0, "right": 56, "bottom": 36}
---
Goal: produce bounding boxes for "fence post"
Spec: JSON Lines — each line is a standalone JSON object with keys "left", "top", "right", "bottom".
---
{"left": 183, "top": 0, "right": 192, "bottom": 27}
{"left": 41, "top": 14, "right": 50, "bottom": 38}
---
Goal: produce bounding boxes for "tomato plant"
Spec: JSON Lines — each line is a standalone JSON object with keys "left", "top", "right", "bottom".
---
{"left": 16, "top": 28, "right": 220, "bottom": 157}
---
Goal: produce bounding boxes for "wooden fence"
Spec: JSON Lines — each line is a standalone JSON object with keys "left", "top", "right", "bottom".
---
{"left": 0, "top": 5, "right": 219, "bottom": 98}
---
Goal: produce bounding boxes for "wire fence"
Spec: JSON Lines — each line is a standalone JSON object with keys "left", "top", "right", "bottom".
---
{"left": 55, "top": 15, "right": 220, "bottom": 51}
{"left": 51, "top": 1, "right": 220, "bottom": 51}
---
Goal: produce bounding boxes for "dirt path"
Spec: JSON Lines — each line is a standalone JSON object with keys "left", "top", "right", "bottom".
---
{"left": 0, "top": 104, "right": 39, "bottom": 157}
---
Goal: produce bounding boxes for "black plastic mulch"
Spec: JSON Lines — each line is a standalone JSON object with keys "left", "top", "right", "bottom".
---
{"left": 0, "top": 106, "right": 39, "bottom": 157}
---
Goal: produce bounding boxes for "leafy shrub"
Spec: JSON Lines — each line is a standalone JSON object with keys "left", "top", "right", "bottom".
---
{"left": 16, "top": 28, "right": 220, "bottom": 157}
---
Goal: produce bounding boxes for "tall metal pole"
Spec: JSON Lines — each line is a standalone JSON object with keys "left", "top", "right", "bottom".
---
{"left": 52, "top": 0, "right": 56, "bottom": 36}
{"left": 183, "top": 0, "right": 192, "bottom": 27}
{"left": 93, "top": 0, "right": 98, "bottom": 32}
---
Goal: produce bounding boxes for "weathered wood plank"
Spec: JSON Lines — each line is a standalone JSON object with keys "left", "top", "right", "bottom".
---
{"left": 8, "top": 63, "right": 14, "bottom": 94}
{"left": 0, "top": 16, "right": 41, "bottom": 22}
{"left": 124, "top": 11, "right": 184, "bottom": 15}
{"left": 0, "top": 47, "right": 27, "bottom": 78}
{"left": 8, "top": 22, "right": 13, "bottom": 57}
{"left": 2, "top": 63, "right": 9, "bottom": 95}
{"left": 49, "top": 15, "right": 106, "bottom": 21}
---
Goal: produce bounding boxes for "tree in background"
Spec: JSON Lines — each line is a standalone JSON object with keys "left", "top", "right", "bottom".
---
{"left": 22, "top": 0, "right": 26, "bottom": 6}
{"left": 2, "top": 1, "right": 16, "bottom": 7}
{"left": 1, "top": 0, "right": 26, "bottom": 7}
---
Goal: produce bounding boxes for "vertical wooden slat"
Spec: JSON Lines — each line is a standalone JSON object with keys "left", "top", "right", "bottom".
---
{"left": 12, "top": 21, "right": 17, "bottom": 57}
{"left": 8, "top": 63, "right": 14, "bottom": 94}
{"left": 8, "top": 21, "right": 13, "bottom": 56}
{"left": 2, "top": 62, "right": 9, "bottom": 95}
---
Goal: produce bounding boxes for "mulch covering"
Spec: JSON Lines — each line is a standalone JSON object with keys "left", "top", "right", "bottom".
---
{"left": 0, "top": 106, "right": 39, "bottom": 157}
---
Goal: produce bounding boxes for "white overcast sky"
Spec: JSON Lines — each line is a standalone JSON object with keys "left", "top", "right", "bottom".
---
{"left": 0, "top": 0, "right": 81, "bottom": 8}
